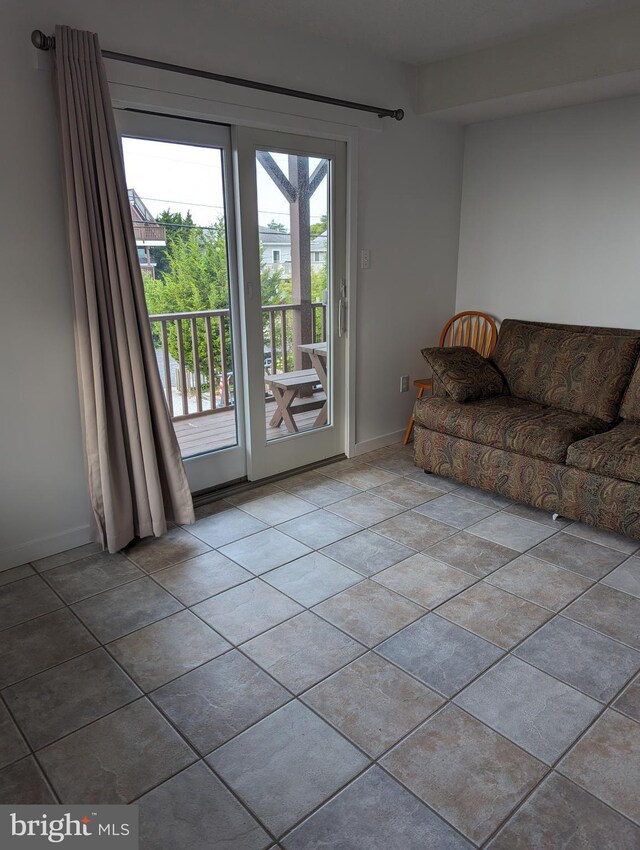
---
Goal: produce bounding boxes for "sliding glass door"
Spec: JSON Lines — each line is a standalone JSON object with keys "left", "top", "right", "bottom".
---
{"left": 235, "top": 128, "right": 347, "bottom": 480}
{"left": 117, "top": 112, "right": 246, "bottom": 492}
{"left": 117, "top": 113, "right": 347, "bottom": 491}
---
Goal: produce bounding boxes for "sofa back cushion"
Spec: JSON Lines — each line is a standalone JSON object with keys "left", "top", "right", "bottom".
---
{"left": 620, "top": 357, "right": 640, "bottom": 421}
{"left": 491, "top": 319, "right": 640, "bottom": 423}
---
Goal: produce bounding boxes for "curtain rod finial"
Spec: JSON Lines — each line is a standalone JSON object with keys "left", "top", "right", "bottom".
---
{"left": 31, "top": 30, "right": 55, "bottom": 51}
{"left": 380, "top": 108, "right": 404, "bottom": 120}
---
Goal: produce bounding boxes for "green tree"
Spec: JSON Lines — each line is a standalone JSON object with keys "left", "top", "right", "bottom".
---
{"left": 266, "top": 219, "right": 288, "bottom": 233}
{"left": 159, "top": 220, "right": 229, "bottom": 312}
{"left": 260, "top": 246, "right": 292, "bottom": 306}
{"left": 150, "top": 210, "right": 195, "bottom": 278}
{"left": 143, "top": 213, "right": 284, "bottom": 392}
{"left": 311, "top": 263, "right": 327, "bottom": 302}
{"left": 310, "top": 264, "right": 328, "bottom": 343}
{"left": 146, "top": 219, "right": 230, "bottom": 384}
{"left": 310, "top": 214, "right": 327, "bottom": 237}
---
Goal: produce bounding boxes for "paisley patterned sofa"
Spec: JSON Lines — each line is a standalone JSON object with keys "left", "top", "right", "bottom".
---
{"left": 413, "top": 318, "right": 640, "bottom": 539}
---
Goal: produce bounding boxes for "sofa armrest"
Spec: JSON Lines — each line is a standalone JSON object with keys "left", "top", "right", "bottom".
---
{"left": 421, "top": 346, "right": 506, "bottom": 403}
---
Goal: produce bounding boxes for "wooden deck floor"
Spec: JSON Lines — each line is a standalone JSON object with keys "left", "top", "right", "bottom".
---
{"left": 173, "top": 400, "right": 323, "bottom": 458}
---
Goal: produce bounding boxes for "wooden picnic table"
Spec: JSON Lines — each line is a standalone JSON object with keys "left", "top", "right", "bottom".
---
{"left": 298, "top": 342, "right": 328, "bottom": 426}
{"left": 298, "top": 341, "right": 328, "bottom": 391}
{"left": 263, "top": 368, "right": 326, "bottom": 434}
{"left": 263, "top": 342, "right": 328, "bottom": 434}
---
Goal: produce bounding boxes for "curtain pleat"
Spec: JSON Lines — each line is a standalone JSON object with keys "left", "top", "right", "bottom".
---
{"left": 54, "top": 25, "right": 194, "bottom": 552}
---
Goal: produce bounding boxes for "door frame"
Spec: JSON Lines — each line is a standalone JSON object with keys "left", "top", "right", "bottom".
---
{"left": 234, "top": 127, "right": 348, "bottom": 480}
{"left": 111, "top": 80, "right": 360, "bottom": 457}
{"left": 115, "top": 110, "right": 248, "bottom": 492}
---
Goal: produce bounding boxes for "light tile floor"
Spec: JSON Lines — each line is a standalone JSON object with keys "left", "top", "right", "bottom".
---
{"left": 1, "top": 443, "right": 640, "bottom": 849}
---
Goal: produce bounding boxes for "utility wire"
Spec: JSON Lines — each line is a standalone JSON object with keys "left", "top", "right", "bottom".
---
{"left": 135, "top": 195, "right": 327, "bottom": 220}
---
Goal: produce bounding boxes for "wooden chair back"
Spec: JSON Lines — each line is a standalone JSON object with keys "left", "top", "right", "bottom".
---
{"left": 439, "top": 311, "right": 498, "bottom": 357}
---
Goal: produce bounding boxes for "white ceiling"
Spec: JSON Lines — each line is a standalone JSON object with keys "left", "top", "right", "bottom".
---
{"left": 215, "top": 0, "right": 635, "bottom": 65}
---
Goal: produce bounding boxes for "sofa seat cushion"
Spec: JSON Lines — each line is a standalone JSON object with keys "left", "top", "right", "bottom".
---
{"left": 414, "top": 395, "right": 608, "bottom": 463}
{"left": 567, "top": 421, "right": 640, "bottom": 484}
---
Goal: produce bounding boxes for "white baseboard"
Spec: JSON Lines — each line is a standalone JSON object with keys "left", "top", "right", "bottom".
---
{"left": 352, "top": 429, "right": 406, "bottom": 456}
{"left": 0, "top": 525, "right": 94, "bottom": 572}
{"left": 0, "top": 430, "right": 407, "bottom": 572}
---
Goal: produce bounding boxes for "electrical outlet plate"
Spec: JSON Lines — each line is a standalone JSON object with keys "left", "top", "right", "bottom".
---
{"left": 400, "top": 375, "right": 409, "bottom": 392}
{"left": 360, "top": 249, "right": 370, "bottom": 269}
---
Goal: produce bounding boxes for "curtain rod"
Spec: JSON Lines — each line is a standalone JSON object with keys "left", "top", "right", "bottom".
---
{"left": 31, "top": 30, "right": 404, "bottom": 121}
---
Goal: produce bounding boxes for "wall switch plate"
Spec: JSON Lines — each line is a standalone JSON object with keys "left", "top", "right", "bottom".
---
{"left": 400, "top": 375, "right": 410, "bottom": 392}
{"left": 360, "top": 249, "right": 370, "bottom": 269}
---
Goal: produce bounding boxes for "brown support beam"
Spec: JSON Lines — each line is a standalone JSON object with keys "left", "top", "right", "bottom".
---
{"left": 289, "top": 155, "right": 313, "bottom": 376}
{"left": 309, "top": 160, "right": 328, "bottom": 196}
{"left": 256, "top": 151, "right": 297, "bottom": 203}
{"left": 255, "top": 151, "right": 319, "bottom": 382}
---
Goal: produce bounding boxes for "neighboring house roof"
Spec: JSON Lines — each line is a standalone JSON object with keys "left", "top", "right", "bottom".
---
{"left": 259, "top": 226, "right": 291, "bottom": 245}
{"left": 128, "top": 188, "right": 156, "bottom": 223}
{"left": 310, "top": 232, "right": 327, "bottom": 252}
{"left": 259, "top": 226, "right": 327, "bottom": 254}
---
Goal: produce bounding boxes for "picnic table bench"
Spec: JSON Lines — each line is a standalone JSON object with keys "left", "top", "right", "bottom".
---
{"left": 264, "top": 368, "right": 326, "bottom": 433}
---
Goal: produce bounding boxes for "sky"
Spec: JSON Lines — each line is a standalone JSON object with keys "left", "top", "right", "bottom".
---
{"left": 121, "top": 137, "right": 328, "bottom": 232}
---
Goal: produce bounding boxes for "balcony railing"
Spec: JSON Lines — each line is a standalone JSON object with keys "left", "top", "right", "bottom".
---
{"left": 133, "top": 222, "right": 167, "bottom": 243}
{"left": 149, "top": 302, "right": 326, "bottom": 421}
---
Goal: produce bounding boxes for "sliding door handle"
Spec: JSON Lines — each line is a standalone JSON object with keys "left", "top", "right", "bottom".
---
{"left": 338, "top": 299, "right": 347, "bottom": 337}
{"left": 338, "top": 278, "right": 347, "bottom": 337}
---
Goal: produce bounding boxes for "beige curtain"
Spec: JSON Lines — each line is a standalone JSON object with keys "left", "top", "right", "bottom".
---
{"left": 54, "top": 25, "right": 194, "bottom": 552}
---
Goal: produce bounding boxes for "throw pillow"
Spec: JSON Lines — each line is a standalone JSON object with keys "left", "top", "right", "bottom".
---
{"left": 421, "top": 346, "right": 506, "bottom": 403}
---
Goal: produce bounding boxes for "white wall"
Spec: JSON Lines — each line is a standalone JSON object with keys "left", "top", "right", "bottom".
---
{"left": 0, "top": 0, "right": 464, "bottom": 567}
{"left": 456, "top": 95, "right": 640, "bottom": 329}
{"left": 418, "top": 5, "right": 640, "bottom": 122}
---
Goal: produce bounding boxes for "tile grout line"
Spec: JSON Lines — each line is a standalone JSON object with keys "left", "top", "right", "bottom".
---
{"left": 0, "top": 563, "right": 92, "bottom": 804}
{"left": 1, "top": 572, "right": 207, "bottom": 804}
{"left": 0, "top": 640, "right": 634, "bottom": 839}
{"left": 2, "top": 493, "right": 478, "bottom": 827}
{"left": 476, "top": 661, "right": 640, "bottom": 847}
{"left": 3, "top": 534, "right": 380, "bottom": 816}
{"left": 4, "top": 482, "right": 638, "bottom": 724}
{"left": 361, "top": 559, "right": 640, "bottom": 843}
{"left": 129, "top": 753, "right": 283, "bottom": 847}
{"left": 1, "top": 457, "right": 638, "bottom": 842}
{"left": 4, "top": 487, "right": 638, "bottom": 704}
{"left": 0, "top": 690, "right": 61, "bottom": 804}
{"left": 106, "top": 496, "right": 432, "bottom": 842}
{"left": 7, "top": 517, "right": 634, "bottom": 784}
{"left": 163, "top": 503, "right": 640, "bottom": 841}
{"left": 256, "top": 510, "right": 639, "bottom": 840}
